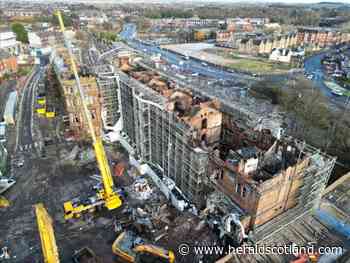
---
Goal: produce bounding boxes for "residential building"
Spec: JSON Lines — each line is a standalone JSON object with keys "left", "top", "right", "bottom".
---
{"left": 4, "top": 9, "right": 42, "bottom": 17}
{"left": 297, "top": 27, "right": 350, "bottom": 48}
{"left": 225, "top": 18, "right": 254, "bottom": 33}
{"left": 269, "top": 48, "right": 304, "bottom": 64}
{"left": 0, "top": 50, "right": 17, "bottom": 78}
{"left": 28, "top": 31, "right": 64, "bottom": 49}
{"left": 216, "top": 32, "right": 298, "bottom": 56}
{"left": 216, "top": 31, "right": 232, "bottom": 43}
{"left": 0, "top": 30, "right": 18, "bottom": 55}
{"left": 150, "top": 18, "right": 219, "bottom": 29}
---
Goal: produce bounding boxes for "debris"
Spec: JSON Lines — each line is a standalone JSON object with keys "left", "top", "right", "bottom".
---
{"left": 155, "top": 232, "right": 168, "bottom": 242}
{"left": 0, "top": 247, "right": 10, "bottom": 259}
{"left": 195, "top": 220, "right": 206, "bottom": 231}
{"left": 72, "top": 247, "right": 102, "bottom": 263}
{"left": 95, "top": 217, "right": 113, "bottom": 228}
{"left": 141, "top": 164, "right": 196, "bottom": 213}
{"left": 131, "top": 178, "right": 153, "bottom": 200}
{"left": 113, "top": 162, "right": 126, "bottom": 177}
{"left": 136, "top": 207, "right": 148, "bottom": 217}
{"left": 0, "top": 177, "right": 16, "bottom": 194}
{"left": 90, "top": 174, "right": 102, "bottom": 182}
{"left": 61, "top": 145, "right": 79, "bottom": 162}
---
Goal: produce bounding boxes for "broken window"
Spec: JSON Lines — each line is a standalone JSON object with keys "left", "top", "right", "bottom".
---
{"left": 202, "top": 118, "right": 208, "bottom": 129}
{"left": 242, "top": 185, "right": 248, "bottom": 197}
{"left": 236, "top": 183, "right": 241, "bottom": 194}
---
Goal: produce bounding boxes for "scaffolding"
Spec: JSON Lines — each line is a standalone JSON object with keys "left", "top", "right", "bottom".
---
{"left": 254, "top": 138, "right": 336, "bottom": 241}
{"left": 117, "top": 69, "right": 210, "bottom": 207}
{"left": 115, "top": 61, "right": 337, "bottom": 238}
{"left": 96, "top": 66, "right": 120, "bottom": 128}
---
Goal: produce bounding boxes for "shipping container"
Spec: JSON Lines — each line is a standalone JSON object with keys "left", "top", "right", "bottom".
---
{"left": 3, "top": 91, "right": 17, "bottom": 125}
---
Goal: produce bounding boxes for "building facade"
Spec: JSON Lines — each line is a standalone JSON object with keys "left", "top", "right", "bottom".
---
{"left": 0, "top": 31, "right": 18, "bottom": 55}
{"left": 52, "top": 48, "right": 103, "bottom": 140}
{"left": 117, "top": 64, "right": 221, "bottom": 206}
{"left": 296, "top": 27, "right": 350, "bottom": 48}
{"left": 115, "top": 58, "right": 336, "bottom": 242}
{"left": 0, "top": 50, "right": 17, "bottom": 78}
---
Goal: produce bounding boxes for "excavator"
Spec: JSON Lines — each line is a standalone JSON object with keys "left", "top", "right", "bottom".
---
{"left": 35, "top": 203, "right": 101, "bottom": 263}
{"left": 35, "top": 203, "right": 174, "bottom": 263}
{"left": 112, "top": 231, "right": 175, "bottom": 263}
{"left": 55, "top": 11, "right": 122, "bottom": 220}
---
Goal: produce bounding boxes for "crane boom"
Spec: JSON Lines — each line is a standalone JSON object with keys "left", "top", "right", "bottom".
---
{"left": 35, "top": 203, "right": 60, "bottom": 263}
{"left": 56, "top": 11, "right": 121, "bottom": 218}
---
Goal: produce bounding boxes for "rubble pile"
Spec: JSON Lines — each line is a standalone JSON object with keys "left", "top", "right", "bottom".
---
{"left": 130, "top": 178, "right": 153, "bottom": 200}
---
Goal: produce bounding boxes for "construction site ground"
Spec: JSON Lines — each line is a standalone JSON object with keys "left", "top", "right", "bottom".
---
{"left": 0, "top": 73, "right": 218, "bottom": 263}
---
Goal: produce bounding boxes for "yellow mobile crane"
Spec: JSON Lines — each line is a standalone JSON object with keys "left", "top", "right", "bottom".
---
{"left": 35, "top": 203, "right": 60, "bottom": 263}
{"left": 55, "top": 11, "right": 122, "bottom": 220}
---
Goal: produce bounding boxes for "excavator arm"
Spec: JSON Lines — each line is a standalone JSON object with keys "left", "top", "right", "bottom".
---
{"left": 134, "top": 245, "right": 175, "bottom": 263}
{"left": 35, "top": 203, "right": 60, "bottom": 263}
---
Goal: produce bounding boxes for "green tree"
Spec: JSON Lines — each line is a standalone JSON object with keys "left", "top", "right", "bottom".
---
{"left": 11, "top": 23, "right": 28, "bottom": 43}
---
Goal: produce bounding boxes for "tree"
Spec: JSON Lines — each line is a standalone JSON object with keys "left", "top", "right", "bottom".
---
{"left": 11, "top": 23, "right": 28, "bottom": 43}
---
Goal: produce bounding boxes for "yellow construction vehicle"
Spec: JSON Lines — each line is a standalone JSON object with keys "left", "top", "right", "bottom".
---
{"left": 35, "top": 203, "right": 60, "bottom": 263}
{"left": 55, "top": 11, "right": 122, "bottom": 220}
{"left": 112, "top": 231, "right": 175, "bottom": 263}
{"left": 37, "top": 97, "right": 46, "bottom": 105}
{"left": 46, "top": 106, "right": 56, "bottom": 118}
{"left": 0, "top": 196, "right": 10, "bottom": 208}
{"left": 37, "top": 107, "right": 46, "bottom": 115}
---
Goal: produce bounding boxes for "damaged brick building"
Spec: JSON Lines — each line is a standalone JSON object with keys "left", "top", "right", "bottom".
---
{"left": 115, "top": 57, "right": 336, "bottom": 243}
{"left": 51, "top": 48, "right": 103, "bottom": 140}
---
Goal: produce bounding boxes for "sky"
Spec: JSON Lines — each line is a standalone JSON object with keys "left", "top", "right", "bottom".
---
{"left": 4, "top": 0, "right": 350, "bottom": 3}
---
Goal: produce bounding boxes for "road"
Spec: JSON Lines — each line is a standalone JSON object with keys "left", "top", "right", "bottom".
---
{"left": 119, "top": 23, "right": 255, "bottom": 82}
{"left": 304, "top": 50, "right": 350, "bottom": 109}
{"left": 16, "top": 66, "right": 43, "bottom": 152}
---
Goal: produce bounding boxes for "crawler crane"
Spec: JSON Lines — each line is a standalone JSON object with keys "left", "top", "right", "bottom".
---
{"left": 55, "top": 11, "right": 122, "bottom": 220}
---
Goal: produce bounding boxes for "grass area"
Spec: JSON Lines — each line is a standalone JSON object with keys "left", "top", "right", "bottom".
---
{"left": 205, "top": 48, "right": 291, "bottom": 74}
{"left": 227, "top": 58, "right": 291, "bottom": 74}
{"left": 9, "top": 17, "right": 36, "bottom": 24}
{"left": 17, "top": 66, "right": 32, "bottom": 77}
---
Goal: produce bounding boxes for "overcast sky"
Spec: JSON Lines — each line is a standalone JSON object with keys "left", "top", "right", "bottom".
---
{"left": 4, "top": 0, "right": 350, "bottom": 3}
{"left": 3, "top": 0, "right": 350, "bottom": 2}
{"left": 85, "top": 0, "right": 349, "bottom": 2}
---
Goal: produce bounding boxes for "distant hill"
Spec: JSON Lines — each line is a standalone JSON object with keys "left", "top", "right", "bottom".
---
{"left": 315, "top": 2, "right": 349, "bottom": 7}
